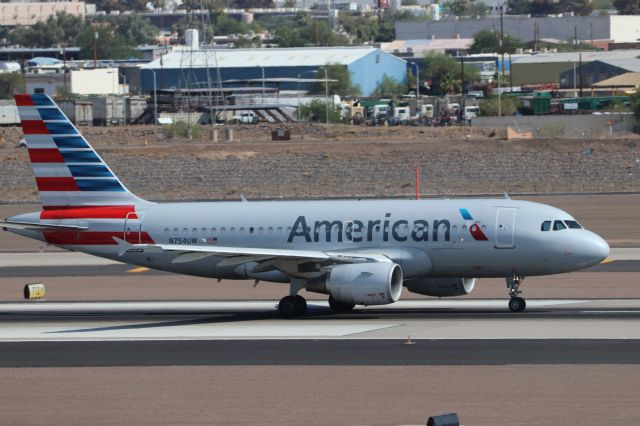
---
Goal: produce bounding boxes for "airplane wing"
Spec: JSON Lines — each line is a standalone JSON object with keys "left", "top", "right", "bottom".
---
{"left": 113, "top": 238, "right": 390, "bottom": 268}
{"left": 0, "top": 220, "right": 89, "bottom": 232}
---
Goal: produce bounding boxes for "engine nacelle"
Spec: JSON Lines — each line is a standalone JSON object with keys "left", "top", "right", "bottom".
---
{"left": 321, "top": 262, "right": 403, "bottom": 305}
{"left": 405, "top": 277, "right": 476, "bottom": 297}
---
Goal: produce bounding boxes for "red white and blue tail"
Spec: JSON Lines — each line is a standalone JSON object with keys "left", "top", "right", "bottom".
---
{"left": 15, "top": 94, "right": 147, "bottom": 210}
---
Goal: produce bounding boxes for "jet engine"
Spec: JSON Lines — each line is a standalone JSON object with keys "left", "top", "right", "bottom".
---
{"left": 307, "top": 262, "right": 403, "bottom": 305}
{"left": 405, "top": 277, "right": 476, "bottom": 297}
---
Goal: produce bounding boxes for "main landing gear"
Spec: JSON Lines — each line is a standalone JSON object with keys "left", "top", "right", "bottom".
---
{"left": 278, "top": 278, "right": 307, "bottom": 318}
{"left": 506, "top": 275, "right": 526, "bottom": 312}
{"left": 278, "top": 295, "right": 307, "bottom": 317}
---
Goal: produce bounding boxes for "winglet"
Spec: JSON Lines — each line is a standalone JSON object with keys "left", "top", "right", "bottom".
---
{"left": 503, "top": 192, "right": 511, "bottom": 199}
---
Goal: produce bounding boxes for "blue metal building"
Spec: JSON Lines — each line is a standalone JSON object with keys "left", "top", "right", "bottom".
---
{"left": 140, "top": 47, "right": 407, "bottom": 96}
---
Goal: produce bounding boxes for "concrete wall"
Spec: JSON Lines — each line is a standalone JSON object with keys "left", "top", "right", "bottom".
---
{"left": 0, "top": 1, "right": 85, "bottom": 26}
{"left": 611, "top": 16, "right": 640, "bottom": 45}
{"left": 471, "top": 114, "right": 636, "bottom": 138}
{"left": 396, "top": 15, "right": 616, "bottom": 42}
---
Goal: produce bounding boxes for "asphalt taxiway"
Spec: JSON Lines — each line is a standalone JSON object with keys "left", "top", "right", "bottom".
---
{"left": 1, "top": 299, "right": 639, "bottom": 367}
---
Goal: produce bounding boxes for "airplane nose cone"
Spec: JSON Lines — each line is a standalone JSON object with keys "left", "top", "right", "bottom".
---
{"left": 584, "top": 233, "right": 610, "bottom": 265}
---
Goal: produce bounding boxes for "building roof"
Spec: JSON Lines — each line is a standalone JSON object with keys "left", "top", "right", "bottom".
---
{"left": 142, "top": 47, "right": 402, "bottom": 69}
{"left": 593, "top": 72, "right": 640, "bottom": 88}
{"left": 512, "top": 49, "right": 640, "bottom": 64}
{"left": 382, "top": 38, "right": 473, "bottom": 56}
{"left": 597, "top": 57, "right": 640, "bottom": 72}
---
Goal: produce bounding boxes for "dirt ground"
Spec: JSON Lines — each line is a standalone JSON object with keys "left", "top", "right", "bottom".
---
{"left": 1, "top": 365, "right": 638, "bottom": 425}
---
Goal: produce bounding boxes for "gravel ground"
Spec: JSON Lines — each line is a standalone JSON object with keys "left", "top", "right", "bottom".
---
{"left": 1, "top": 365, "right": 638, "bottom": 425}
{"left": 1, "top": 133, "right": 639, "bottom": 202}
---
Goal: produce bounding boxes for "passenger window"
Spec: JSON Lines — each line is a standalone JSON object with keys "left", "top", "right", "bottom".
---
{"left": 173, "top": 227, "right": 178, "bottom": 235}
{"left": 249, "top": 227, "right": 254, "bottom": 234}
{"left": 183, "top": 228, "right": 188, "bottom": 234}
{"left": 211, "top": 227, "right": 216, "bottom": 234}
{"left": 553, "top": 220, "right": 566, "bottom": 231}
{"left": 287, "top": 227, "right": 292, "bottom": 233}
{"left": 230, "top": 227, "right": 235, "bottom": 233}
{"left": 268, "top": 227, "right": 273, "bottom": 233}
{"left": 164, "top": 228, "right": 169, "bottom": 235}
{"left": 278, "top": 226, "right": 283, "bottom": 233}
{"left": 221, "top": 227, "right": 226, "bottom": 234}
{"left": 240, "top": 227, "right": 245, "bottom": 233}
{"left": 192, "top": 228, "right": 197, "bottom": 235}
{"left": 565, "top": 220, "right": 582, "bottom": 229}
{"left": 541, "top": 221, "right": 551, "bottom": 231}
{"left": 201, "top": 228, "right": 207, "bottom": 235}
{"left": 259, "top": 227, "right": 264, "bottom": 234}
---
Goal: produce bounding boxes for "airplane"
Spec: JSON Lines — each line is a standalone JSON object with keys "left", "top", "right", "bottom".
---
{"left": 2, "top": 94, "right": 610, "bottom": 317}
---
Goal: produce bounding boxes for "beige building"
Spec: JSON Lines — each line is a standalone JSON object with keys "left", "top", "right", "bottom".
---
{"left": 0, "top": 2, "right": 85, "bottom": 26}
{"left": 26, "top": 68, "right": 121, "bottom": 96}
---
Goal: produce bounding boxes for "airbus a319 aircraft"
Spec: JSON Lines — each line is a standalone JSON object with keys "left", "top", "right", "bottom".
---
{"left": 2, "top": 94, "right": 609, "bottom": 316}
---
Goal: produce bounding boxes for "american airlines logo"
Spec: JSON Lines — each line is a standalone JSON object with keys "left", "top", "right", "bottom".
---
{"left": 287, "top": 210, "right": 488, "bottom": 243}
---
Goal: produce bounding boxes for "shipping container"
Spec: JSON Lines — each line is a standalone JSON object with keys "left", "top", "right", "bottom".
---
{"left": 0, "top": 100, "right": 19, "bottom": 125}
{"left": 126, "top": 96, "right": 147, "bottom": 124}
{"left": 90, "top": 95, "right": 126, "bottom": 126}
{"left": 57, "top": 100, "right": 94, "bottom": 125}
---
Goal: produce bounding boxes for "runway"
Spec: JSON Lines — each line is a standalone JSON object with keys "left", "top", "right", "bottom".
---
{"left": 0, "top": 299, "right": 639, "bottom": 367}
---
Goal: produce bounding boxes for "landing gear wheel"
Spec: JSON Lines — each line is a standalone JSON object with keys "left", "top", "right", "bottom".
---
{"left": 508, "top": 297, "right": 526, "bottom": 312}
{"left": 278, "top": 295, "right": 307, "bottom": 317}
{"left": 328, "top": 295, "right": 355, "bottom": 313}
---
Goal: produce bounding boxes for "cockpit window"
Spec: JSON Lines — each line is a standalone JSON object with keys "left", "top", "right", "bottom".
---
{"left": 553, "top": 220, "right": 566, "bottom": 231}
{"left": 564, "top": 220, "right": 582, "bottom": 229}
{"left": 541, "top": 221, "right": 551, "bottom": 231}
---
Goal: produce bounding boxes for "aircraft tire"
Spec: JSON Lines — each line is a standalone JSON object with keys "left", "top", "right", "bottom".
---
{"left": 328, "top": 295, "right": 355, "bottom": 313}
{"left": 279, "top": 295, "right": 307, "bottom": 317}
{"left": 508, "top": 297, "right": 526, "bottom": 312}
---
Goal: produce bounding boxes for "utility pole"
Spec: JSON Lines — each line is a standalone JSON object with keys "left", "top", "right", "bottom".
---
{"left": 499, "top": 6, "right": 505, "bottom": 80}
{"left": 324, "top": 68, "right": 329, "bottom": 125}
{"left": 93, "top": 31, "right": 98, "bottom": 68}
{"left": 460, "top": 53, "right": 465, "bottom": 123}
{"left": 578, "top": 53, "right": 583, "bottom": 98}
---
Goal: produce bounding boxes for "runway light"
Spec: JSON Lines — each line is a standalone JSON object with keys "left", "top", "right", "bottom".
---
{"left": 427, "top": 413, "right": 459, "bottom": 426}
{"left": 24, "top": 283, "right": 46, "bottom": 300}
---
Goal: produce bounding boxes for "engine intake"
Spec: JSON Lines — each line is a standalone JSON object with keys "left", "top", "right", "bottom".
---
{"left": 405, "top": 277, "right": 476, "bottom": 297}
{"left": 318, "top": 262, "right": 403, "bottom": 305}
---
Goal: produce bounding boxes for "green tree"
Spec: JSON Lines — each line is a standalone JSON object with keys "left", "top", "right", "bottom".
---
{"left": 310, "top": 64, "right": 361, "bottom": 97}
{"left": 423, "top": 52, "right": 480, "bottom": 95}
{"left": 300, "top": 99, "right": 341, "bottom": 123}
{"left": 373, "top": 75, "right": 407, "bottom": 96}
{"left": 613, "top": 0, "right": 640, "bottom": 14}
{"left": 439, "top": 74, "right": 460, "bottom": 94}
{"left": 530, "top": 0, "right": 559, "bottom": 14}
{"left": 447, "top": 0, "right": 470, "bottom": 16}
{"left": 469, "top": 2, "right": 490, "bottom": 16}
{"left": 559, "top": 0, "right": 593, "bottom": 15}
{"left": 9, "top": 12, "right": 86, "bottom": 47}
{"left": 79, "top": 25, "right": 134, "bottom": 60}
{"left": 0, "top": 73, "right": 25, "bottom": 100}
{"left": 95, "top": 15, "right": 159, "bottom": 45}
{"left": 470, "top": 30, "right": 524, "bottom": 54}
{"left": 507, "top": 0, "right": 531, "bottom": 14}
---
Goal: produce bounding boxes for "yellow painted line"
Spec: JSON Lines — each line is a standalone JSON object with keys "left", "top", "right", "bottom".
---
{"left": 600, "top": 258, "right": 613, "bottom": 264}
{"left": 127, "top": 267, "right": 149, "bottom": 273}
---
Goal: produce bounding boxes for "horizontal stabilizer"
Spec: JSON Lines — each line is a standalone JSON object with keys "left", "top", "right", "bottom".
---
{"left": 0, "top": 220, "right": 89, "bottom": 232}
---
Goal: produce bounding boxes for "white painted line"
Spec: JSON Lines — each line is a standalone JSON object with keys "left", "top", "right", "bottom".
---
{"left": 0, "top": 252, "right": 122, "bottom": 267}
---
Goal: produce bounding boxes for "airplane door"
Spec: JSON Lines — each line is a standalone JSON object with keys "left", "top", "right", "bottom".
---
{"left": 495, "top": 208, "right": 516, "bottom": 249}
{"left": 124, "top": 212, "right": 144, "bottom": 244}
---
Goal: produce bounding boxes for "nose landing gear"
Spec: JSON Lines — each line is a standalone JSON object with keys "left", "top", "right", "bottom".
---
{"left": 506, "top": 275, "right": 526, "bottom": 312}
